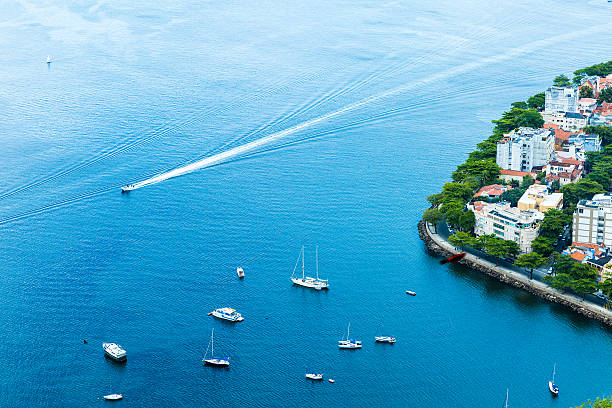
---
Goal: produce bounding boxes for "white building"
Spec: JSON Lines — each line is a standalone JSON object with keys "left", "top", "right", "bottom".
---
{"left": 496, "top": 127, "right": 555, "bottom": 172}
{"left": 573, "top": 193, "right": 612, "bottom": 247}
{"left": 517, "top": 184, "right": 563, "bottom": 212}
{"left": 471, "top": 201, "right": 544, "bottom": 253}
{"left": 544, "top": 86, "right": 578, "bottom": 113}
{"left": 540, "top": 111, "right": 587, "bottom": 131}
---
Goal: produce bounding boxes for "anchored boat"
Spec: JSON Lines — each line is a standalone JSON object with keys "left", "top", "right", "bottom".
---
{"left": 237, "top": 267, "right": 244, "bottom": 279}
{"left": 305, "top": 373, "right": 323, "bottom": 380}
{"left": 210, "top": 307, "right": 244, "bottom": 322}
{"left": 375, "top": 336, "right": 396, "bottom": 344}
{"left": 291, "top": 246, "right": 329, "bottom": 290}
{"left": 548, "top": 363, "right": 559, "bottom": 396}
{"left": 202, "top": 328, "right": 230, "bottom": 367}
{"left": 102, "top": 343, "right": 127, "bottom": 361}
{"left": 338, "top": 322, "right": 362, "bottom": 349}
{"left": 103, "top": 394, "right": 123, "bottom": 401}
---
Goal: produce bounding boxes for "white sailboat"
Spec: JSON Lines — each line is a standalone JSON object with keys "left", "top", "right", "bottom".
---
{"left": 237, "top": 267, "right": 244, "bottom": 278}
{"left": 338, "top": 322, "right": 361, "bottom": 349}
{"left": 202, "top": 328, "right": 230, "bottom": 367}
{"left": 548, "top": 363, "right": 559, "bottom": 396}
{"left": 290, "top": 246, "right": 329, "bottom": 290}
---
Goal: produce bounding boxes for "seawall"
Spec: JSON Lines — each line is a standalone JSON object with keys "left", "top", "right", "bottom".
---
{"left": 418, "top": 220, "right": 612, "bottom": 328}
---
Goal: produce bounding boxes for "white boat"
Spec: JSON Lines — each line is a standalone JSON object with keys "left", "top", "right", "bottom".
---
{"left": 405, "top": 290, "right": 416, "bottom": 296}
{"left": 375, "top": 336, "right": 396, "bottom": 343}
{"left": 291, "top": 246, "right": 329, "bottom": 290}
{"left": 202, "top": 328, "right": 230, "bottom": 367}
{"left": 237, "top": 267, "right": 244, "bottom": 279}
{"left": 102, "top": 343, "right": 127, "bottom": 361}
{"left": 121, "top": 184, "right": 136, "bottom": 193}
{"left": 103, "top": 394, "right": 122, "bottom": 401}
{"left": 46, "top": 56, "right": 51, "bottom": 63}
{"left": 548, "top": 363, "right": 559, "bottom": 396}
{"left": 305, "top": 373, "right": 323, "bottom": 380}
{"left": 338, "top": 322, "right": 361, "bottom": 349}
{"left": 210, "top": 307, "right": 243, "bottom": 322}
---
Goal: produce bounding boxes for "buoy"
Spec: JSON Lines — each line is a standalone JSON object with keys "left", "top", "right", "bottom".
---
{"left": 328, "top": 379, "right": 335, "bottom": 383}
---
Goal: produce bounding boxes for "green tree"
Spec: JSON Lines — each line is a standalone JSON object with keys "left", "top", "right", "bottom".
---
{"left": 570, "top": 262, "right": 599, "bottom": 280}
{"left": 514, "top": 109, "right": 544, "bottom": 128}
{"left": 550, "top": 253, "right": 575, "bottom": 276}
{"left": 550, "top": 179, "right": 560, "bottom": 192}
{"left": 598, "top": 88, "right": 612, "bottom": 104}
{"left": 580, "top": 86, "right": 595, "bottom": 98}
{"left": 539, "top": 209, "right": 571, "bottom": 239}
{"left": 599, "top": 279, "right": 612, "bottom": 298}
{"left": 520, "top": 176, "right": 535, "bottom": 189}
{"left": 500, "top": 188, "right": 524, "bottom": 206}
{"left": 515, "top": 252, "right": 547, "bottom": 279}
{"left": 423, "top": 208, "right": 444, "bottom": 232}
{"left": 526, "top": 93, "right": 545, "bottom": 110}
{"left": 574, "top": 61, "right": 612, "bottom": 77}
{"left": 452, "top": 159, "right": 501, "bottom": 187}
{"left": 448, "top": 231, "right": 473, "bottom": 249}
{"left": 584, "top": 126, "right": 612, "bottom": 147}
{"left": 572, "top": 396, "right": 612, "bottom": 408}
{"left": 531, "top": 236, "right": 554, "bottom": 257}
{"left": 560, "top": 179, "right": 604, "bottom": 207}
{"left": 544, "top": 272, "right": 573, "bottom": 293}
{"left": 457, "top": 210, "right": 475, "bottom": 232}
{"left": 553, "top": 74, "right": 571, "bottom": 87}
{"left": 572, "top": 278, "right": 598, "bottom": 300}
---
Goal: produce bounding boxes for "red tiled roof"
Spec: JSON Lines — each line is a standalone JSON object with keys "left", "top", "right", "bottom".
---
{"left": 473, "top": 184, "right": 508, "bottom": 198}
{"left": 579, "top": 98, "right": 597, "bottom": 104}
{"left": 560, "top": 158, "right": 584, "bottom": 166}
{"left": 571, "top": 252, "right": 586, "bottom": 262}
{"left": 500, "top": 169, "right": 535, "bottom": 177}
{"left": 543, "top": 123, "right": 560, "bottom": 129}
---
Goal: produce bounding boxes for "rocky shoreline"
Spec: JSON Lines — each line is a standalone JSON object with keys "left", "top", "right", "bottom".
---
{"left": 418, "top": 220, "right": 612, "bottom": 328}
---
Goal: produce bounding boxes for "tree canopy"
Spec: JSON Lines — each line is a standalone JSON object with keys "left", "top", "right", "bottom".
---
{"left": 598, "top": 88, "right": 612, "bottom": 104}
{"left": 572, "top": 397, "right": 612, "bottom": 408}
{"left": 580, "top": 85, "right": 594, "bottom": 98}
{"left": 553, "top": 74, "right": 571, "bottom": 87}
{"left": 573, "top": 61, "right": 612, "bottom": 77}
{"left": 514, "top": 252, "right": 547, "bottom": 279}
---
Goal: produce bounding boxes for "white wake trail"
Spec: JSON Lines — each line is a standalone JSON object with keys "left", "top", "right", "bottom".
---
{"left": 126, "top": 23, "right": 608, "bottom": 191}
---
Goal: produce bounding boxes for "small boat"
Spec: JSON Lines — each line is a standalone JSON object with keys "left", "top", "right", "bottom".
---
{"left": 102, "top": 343, "right": 127, "bottom": 361}
{"left": 375, "top": 336, "right": 396, "bottom": 344}
{"left": 210, "top": 307, "right": 243, "bottom": 322}
{"left": 305, "top": 373, "right": 323, "bottom": 380}
{"left": 328, "top": 379, "right": 335, "bottom": 383}
{"left": 440, "top": 252, "right": 466, "bottom": 264}
{"left": 405, "top": 290, "right": 416, "bottom": 296}
{"left": 121, "top": 184, "right": 136, "bottom": 193}
{"left": 338, "top": 322, "right": 362, "bottom": 349}
{"left": 202, "top": 328, "right": 230, "bottom": 367}
{"left": 46, "top": 56, "right": 51, "bottom": 64}
{"left": 237, "top": 267, "right": 244, "bottom": 279}
{"left": 290, "top": 246, "right": 329, "bottom": 290}
{"left": 103, "top": 394, "right": 122, "bottom": 401}
{"left": 548, "top": 363, "right": 559, "bottom": 396}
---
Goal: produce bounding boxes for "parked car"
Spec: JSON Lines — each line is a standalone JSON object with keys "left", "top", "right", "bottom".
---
{"left": 547, "top": 267, "right": 554, "bottom": 275}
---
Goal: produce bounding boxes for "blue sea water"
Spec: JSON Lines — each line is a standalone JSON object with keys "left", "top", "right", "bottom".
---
{"left": 1, "top": 1, "right": 612, "bottom": 407}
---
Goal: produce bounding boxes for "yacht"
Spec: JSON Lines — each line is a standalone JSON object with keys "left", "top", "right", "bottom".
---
{"left": 338, "top": 322, "right": 362, "bottom": 349}
{"left": 210, "top": 307, "right": 243, "bottom": 322}
{"left": 305, "top": 373, "right": 323, "bottom": 380}
{"left": 103, "top": 394, "right": 122, "bottom": 401}
{"left": 202, "top": 328, "right": 230, "bottom": 367}
{"left": 102, "top": 343, "right": 127, "bottom": 361}
{"left": 290, "top": 246, "right": 329, "bottom": 290}
{"left": 548, "top": 363, "right": 559, "bottom": 396}
{"left": 405, "top": 290, "right": 416, "bottom": 296}
{"left": 237, "top": 267, "right": 244, "bottom": 279}
{"left": 121, "top": 185, "right": 136, "bottom": 193}
{"left": 375, "top": 336, "right": 396, "bottom": 344}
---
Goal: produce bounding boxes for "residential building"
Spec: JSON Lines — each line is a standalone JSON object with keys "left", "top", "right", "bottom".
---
{"left": 496, "top": 127, "right": 555, "bottom": 172}
{"left": 499, "top": 169, "right": 536, "bottom": 183}
{"left": 471, "top": 201, "right": 544, "bottom": 253}
{"left": 546, "top": 157, "right": 584, "bottom": 186}
{"left": 517, "top": 184, "right": 563, "bottom": 212}
{"left": 544, "top": 86, "right": 578, "bottom": 113}
{"left": 541, "top": 111, "right": 587, "bottom": 131}
{"left": 567, "top": 133, "right": 601, "bottom": 152}
{"left": 578, "top": 98, "right": 598, "bottom": 114}
{"left": 572, "top": 193, "right": 612, "bottom": 247}
{"left": 473, "top": 184, "right": 511, "bottom": 200}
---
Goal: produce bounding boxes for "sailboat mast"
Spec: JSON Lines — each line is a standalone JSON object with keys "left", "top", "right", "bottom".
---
{"left": 504, "top": 389, "right": 509, "bottom": 408}
{"left": 302, "top": 246, "right": 305, "bottom": 279}
{"left": 552, "top": 363, "right": 556, "bottom": 382}
{"left": 211, "top": 329, "right": 215, "bottom": 356}
{"left": 347, "top": 322, "right": 350, "bottom": 339}
{"left": 316, "top": 246, "right": 319, "bottom": 280}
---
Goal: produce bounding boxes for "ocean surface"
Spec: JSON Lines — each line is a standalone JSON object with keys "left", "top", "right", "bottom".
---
{"left": 1, "top": 1, "right": 612, "bottom": 407}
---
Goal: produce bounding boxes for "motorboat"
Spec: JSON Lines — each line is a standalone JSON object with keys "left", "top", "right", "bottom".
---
{"left": 121, "top": 185, "right": 136, "bottom": 193}
{"left": 375, "top": 336, "right": 396, "bottom": 343}
{"left": 305, "top": 373, "right": 323, "bottom": 380}
{"left": 102, "top": 343, "right": 127, "bottom": 361}
{"left": 103, "top": 394, "right": 123, "bottom": 401}
{"left": 210, "top": 307, "right": 243, "bottom": 322}
{"left": 406, "top": 290, "right": 416, "bottom": 296}
{"left": 549, "top": 363, "right": 559, "bottom": 396}
{"left": 328, "top": 379, "right": 335, "bottom": 383}
{"left": 290, "top": 246, "right": 329, "bottom": 290}
{"left": 338, "top": 322, "right": 361, "bottom": 349}
{"left": 46, "top": 56, "right": 51, "bottom": 64}
{"left": 202, "top": 328, "right": 230, "bottom": 367}
{"left": 237, "top": 267, "right": 244, "bottom": 279}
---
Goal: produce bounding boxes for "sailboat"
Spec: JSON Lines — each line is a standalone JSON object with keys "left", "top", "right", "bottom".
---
{"left": 338, "top": 322, "right": 361, "bottom": 349}
{"left": 502, "top": 389, "right": 509, "bottom": 408}
{"left": 290, "top": 246, "right": 329, "bottom": 290}
{"left": 202, "top": 328, "right": 230, "bottom": 367}
{"left": 548, "top": 363, "right": 559, "bottom": 396}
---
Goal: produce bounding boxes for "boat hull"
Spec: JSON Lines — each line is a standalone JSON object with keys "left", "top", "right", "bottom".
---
{"left": 102, "top": 343, "right": 127, "bottom": 361}
{"left": 405, "top": 291, "right": 416, "bottom": 296}
{"left": 548, "top": 381, "right": 559, "bottom": 396}
{"left": 104, "top": 394, "right": 123, "bottom": 401}
{"left": 375, "top": 336, "right": 396, "bottom": 343}
{"left": 338, "top": 340, "right": 362, "bottom": 349}
{"left": 204, "top": 358, "right": 230, "bottom": 367}
{"left": 211, "top": 310, "right": 244, "bottom": 322}
{"left": 305, "top": 374, "right": 323, "bottom": 380}
{"left": 291, "top": 277, "right": 329, "bottom": 290}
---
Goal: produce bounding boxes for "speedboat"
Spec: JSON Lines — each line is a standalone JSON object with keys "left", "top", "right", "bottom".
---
{"left": 103, "top": 394, "right": 123, "bottom": 401}
{"left": 375, "top": 336, "right": 396, "bottom": 343}
{"left": 121, "top": 185, "right": 136, "bottom": 193}
{"left": 209, "top": 307, "right": 243, "bottom": 322}
{"left": 46, "top": 56, "right": 51, "bottom": 63}
{"left": 338, "top": 322, "right": 361, "bottom": 349}
{"left": 305, "top": 373, "right": 323, "bottom": 380}
{"left": 237, "top": 267, "right": 244, "bottom": 279}
{"left": 102, "top": 343, "right": 127, "bottom": 361}
{"left": 406, "top": 290, "right": 416, "bottom": 296}
{"left": 290, "top": 246, "right": 329, "bottom": 290}
{"left": 202, "top": 329, "right": 230, "bottom": 367}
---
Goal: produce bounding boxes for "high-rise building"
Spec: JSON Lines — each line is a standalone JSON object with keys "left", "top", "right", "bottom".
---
{"left": 573, "top": 193, "right": 612, "bottom": 247}
{"left": 496, "top": 127, "right": 555, "bottom": 172}
{"left": 544, "top": 86, "right": 578, "bottom": 113}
